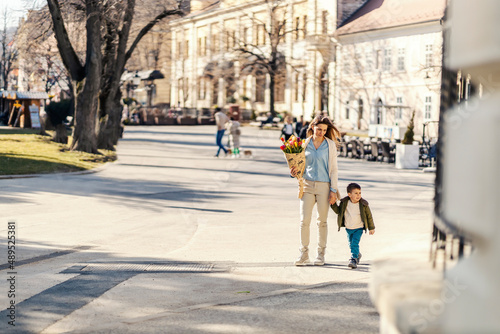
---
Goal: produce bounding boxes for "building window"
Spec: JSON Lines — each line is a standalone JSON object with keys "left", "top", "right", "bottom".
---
{"left": 211, "top": 24, "right": 219, "bottom": 54}
{"left": 425, "top": 44, "right": 433, "bottom": 68}
{"left": 177, "top": 41, "right": 182, "bottom": 59}
{"left": 225, "top": 77, "right": 235, "bottom": 100}
{"left": 275, "top": 71, "right": 286, "bottom": 103}
{"left": 365, "top": 51, "right": 372, "bottom": 73}
{"left": 212, "top": 80, "right": 219, "bottom": 105}
{"left": 397, "top": 48, "right": 405, "bottom": 71}
{"left": 345, "top": 100, "right": 350, "bottom": 119}
{"left": 375, "top": 99, "right": 383, "bottom": 124}
{"left": 302, "top": 15, "right": 307, "bottom": 38}
{"left": 383, "top": 48, "right": 391, "bottom": 72}
{"left": 256, "top": 24, "right": 266, "bottom": 45}
{"left": 354, "top": 53, "right": 361, "bottom": 75}
{"left": 294, "top": 17, "right": 300, "bottom": 40}
{"left": 424, "top": 96, "right": 432, "bottom": 119}
{"left": 242, "top": 78, "right": 247, "bottom": 98}
{"left": 255, "top": 75, "right": 266, "bottom": 103}
{"left": 225, "top": 30, "right": 236, "bottom": 51}
{"left": 243, "top": 27, "right": 248, "bottom": 45}
{"left": 343, "top": 51, "right": 350, "bottom": 75}
{"left": 396, "top": 96, "right": 403, "bottom": 119}
{"left": 178, "top": 78, "right": 184, "bottom": 103}
{"left": 322, "top": 11, "right": 328, "bottom": 35}
{"left": 294, "top": 72, "right": 299, "bottom": 102}
{"left": 198, "top": 77, "right": 206, "bottom": 100}
{"left": 184, "top": 40, "right": 189, "bottom": 59}
{"left": 358, "top": 99, "right": 364, "bottom": 120}
{"left": 302, "top": 72, "right": 307, "bottom": 101}
{"left": 225, "top": 31, "right": 231, "bottom": 51}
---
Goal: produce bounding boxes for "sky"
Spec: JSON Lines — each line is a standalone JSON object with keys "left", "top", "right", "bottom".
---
{"left": 0, "top": 0, "right": 42, "bottom": 28}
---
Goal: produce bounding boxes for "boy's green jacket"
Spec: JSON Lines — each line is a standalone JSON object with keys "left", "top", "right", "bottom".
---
{"left": 331, "top": 196, "right": 375, "bottom": 232}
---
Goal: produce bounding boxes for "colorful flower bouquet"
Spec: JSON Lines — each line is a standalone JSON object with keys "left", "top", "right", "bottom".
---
{"left": 280, "top": 135, "right": 306, "bottom": 198}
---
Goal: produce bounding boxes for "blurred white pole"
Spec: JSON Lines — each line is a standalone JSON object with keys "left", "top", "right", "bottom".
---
{"left": 441, "top": 0, "right": 500, "bottom": 332}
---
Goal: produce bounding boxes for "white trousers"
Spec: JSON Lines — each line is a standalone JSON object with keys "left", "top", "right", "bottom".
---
{"left": 299, "top": 180, "right": 330, "bottom": 253}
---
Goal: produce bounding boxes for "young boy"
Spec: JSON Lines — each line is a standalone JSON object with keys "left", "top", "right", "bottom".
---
{"left": 226, "top": 117, "right": 241, "bottom": 158}
{"left": 331, "top": 183, "right": 375, "bottom": 269}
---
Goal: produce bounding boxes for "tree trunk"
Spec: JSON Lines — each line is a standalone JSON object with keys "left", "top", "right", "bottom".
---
{"left": 269, "top": 73, "right": 276, "bottom": 117}
{"left": 70, "top": 79, "right": 99, "bottom": 153}
{"left": 69, "top": 0, "right": 102, "bottom": 153}
{"left": 53, "top": 123, "right": 68, "bottom": 144}
{"left": 98, "top": 90, "right": 123, "bottom": 150}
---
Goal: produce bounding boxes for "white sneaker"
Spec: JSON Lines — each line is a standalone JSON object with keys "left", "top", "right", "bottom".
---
{"left": 294, "top": 252, "right": 310, "bottom": 266}
{"left": 313, "top": 253, "right": 325, "bottom": 266}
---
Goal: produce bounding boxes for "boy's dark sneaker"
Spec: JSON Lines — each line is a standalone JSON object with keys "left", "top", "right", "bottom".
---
{"left": 348, "top": 258, "right": 357, "bottom": 269}
{"left": 356, "top": 253, "right": 362, "bottom": 264}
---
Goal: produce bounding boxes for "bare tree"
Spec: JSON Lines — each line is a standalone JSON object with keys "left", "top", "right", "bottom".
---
{"left": 233, "top": 0, "right": 293, "bottom": 117}
{"left": 96, "top": 0, "right": 183, "bottom": 150}
{"left": 0, "top": 9, "right": 18, "bottom": 90}
{"left": 45, "top": 0, "right": 184, "bottom": 152}
{"left": 337, "top": 45, "right": 385, "bottom": 130}
{"left": 17, "top": 8, "right": 73, "bottom": 97}
{"left": 46, "top": 0, "right": 102, "bottom": 153}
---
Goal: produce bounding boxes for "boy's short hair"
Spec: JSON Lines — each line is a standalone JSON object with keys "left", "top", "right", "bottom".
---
{"left": 347, "top": 183, "right": 361, "bottom": 193}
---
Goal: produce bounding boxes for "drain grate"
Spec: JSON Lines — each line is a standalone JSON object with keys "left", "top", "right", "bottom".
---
{"left": 146, "top": 263, "right": 215, "bottom": 272}
{"left": 81, "top": 263, "right": 149, "bottom": 272}
{"left": 78, "top": 262, "right": 219, "bottom": 273}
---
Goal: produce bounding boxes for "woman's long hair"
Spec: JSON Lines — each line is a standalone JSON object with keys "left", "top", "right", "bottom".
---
{"left": 306, "top": 115, "right": 341, "bottom": 146}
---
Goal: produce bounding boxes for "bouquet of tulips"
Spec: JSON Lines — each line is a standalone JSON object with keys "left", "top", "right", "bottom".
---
{"left": 280, "top": 135, "right": 304, "bottom": 154}
{"left": 280, "top": 135, "right": 306, "bottom": 198}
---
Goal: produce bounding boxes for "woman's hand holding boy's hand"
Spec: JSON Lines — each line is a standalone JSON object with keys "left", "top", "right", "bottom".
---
{"left": 328, "top": 191, "right": 337, "bottom": 205}
{"left": 369, "top": 229, "right": 375, "bottom": 235}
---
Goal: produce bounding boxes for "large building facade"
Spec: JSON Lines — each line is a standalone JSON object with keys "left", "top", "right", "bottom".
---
{"left": 169, "top": 0, "right": 340, "bottom": 119}
{"left": 334, "top": 0, "right": 446, "bottom": 138}
{"left": 169, "top": 0, "right": 446, "bottom": 138}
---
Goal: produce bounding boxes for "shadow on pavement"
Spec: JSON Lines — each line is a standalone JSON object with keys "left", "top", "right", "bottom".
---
{"left": 0, "top": 241, "right": 379, "bottom": 333}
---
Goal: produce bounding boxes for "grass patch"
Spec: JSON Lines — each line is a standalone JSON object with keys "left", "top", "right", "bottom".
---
{"left": 0, "top": 134, "right": 116, "bottom": 176}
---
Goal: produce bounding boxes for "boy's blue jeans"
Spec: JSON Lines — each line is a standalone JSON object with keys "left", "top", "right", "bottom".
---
{"left": 216, "top": 129, "right": 227, "bottom": 156}
{"left": 346, "top": 228, "right": 364, "bottom": 259}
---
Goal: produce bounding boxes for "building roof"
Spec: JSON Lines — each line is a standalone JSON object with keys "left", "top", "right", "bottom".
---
{"left": 1, "top": 90, "right": 50, "bottom": 100}
{"left": 185, "top": 0, "right": 220, "bottom": 18}
{"left": 121, "top": 70, "right": 165, "bottom": 82}
{"left": 336, "top": 0, "right": 446, "bottom": 35}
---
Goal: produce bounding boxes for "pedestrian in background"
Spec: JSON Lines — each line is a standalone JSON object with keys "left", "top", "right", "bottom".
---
{"left": 295, "top": 115, "right": 304, "bottom": 137}
{"left": 281, "top": 115, "right": 295, "bottom": 141}
{"left": 331, "top": 183, "right": 375, "bottom": 269}
{"left": 298, "top": 121, "right": 310, "bottom": 139}
{"left": 214, "top": 108, "right": 229, "bottom": 157}
{"left": 290, "top": 115, "right": 341, "bottom": 266}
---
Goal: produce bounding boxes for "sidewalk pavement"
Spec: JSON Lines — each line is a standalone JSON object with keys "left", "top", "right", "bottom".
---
{"left": 0, "top": 125, "right": 435, "bottom": 333}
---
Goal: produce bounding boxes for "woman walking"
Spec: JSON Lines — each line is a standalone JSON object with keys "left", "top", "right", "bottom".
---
{"left": 290, "top": 115, "right": 341, "bottom": 266}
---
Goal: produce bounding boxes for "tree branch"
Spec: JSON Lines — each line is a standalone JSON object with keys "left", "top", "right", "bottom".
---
{"left": 125, "top": 8, "right": 184, "bottom": 63}
{"left": 46, "top": 0, "right": 85, "bottom": 80}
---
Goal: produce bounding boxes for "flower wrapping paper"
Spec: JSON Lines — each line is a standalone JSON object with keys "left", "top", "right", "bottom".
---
{"left": 283, "top": 150, "right": 306, "bottom": 198}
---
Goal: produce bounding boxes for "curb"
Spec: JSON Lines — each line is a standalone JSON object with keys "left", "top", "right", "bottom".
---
{"left": 0, "top": 161, "right": 113, "bottom": 180}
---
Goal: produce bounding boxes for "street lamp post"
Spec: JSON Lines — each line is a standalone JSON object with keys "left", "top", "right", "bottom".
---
{"left": 145, "top": 79, "right": 154, "bottom": 107}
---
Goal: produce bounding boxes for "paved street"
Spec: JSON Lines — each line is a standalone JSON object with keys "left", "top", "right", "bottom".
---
{"left": 0, "top": 125, "right": 435, "bottom": 333}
